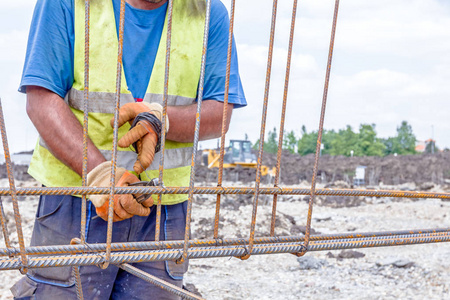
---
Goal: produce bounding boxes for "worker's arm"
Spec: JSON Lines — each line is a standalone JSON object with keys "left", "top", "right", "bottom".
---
{"left": 26, "top": 85, "right": 106, "bottom": 176}
{"left": 166, "top": 100, "right": 233, "bottom": 143}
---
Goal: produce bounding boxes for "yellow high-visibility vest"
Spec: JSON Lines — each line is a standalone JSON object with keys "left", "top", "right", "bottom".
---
{"left": 28, "top": 0, "right": 206, "bottom": 205}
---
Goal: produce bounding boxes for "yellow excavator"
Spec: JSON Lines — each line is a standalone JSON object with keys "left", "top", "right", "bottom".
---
{"left": 202, "top": 140, "right": 276, "bottom": 177}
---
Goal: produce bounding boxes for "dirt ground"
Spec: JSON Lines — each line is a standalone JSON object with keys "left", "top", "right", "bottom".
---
{"left": 196, "top": 151, "right": 450, "bottom": 186}
{"left": 0, "top": 152, "right": 449, "bottom": 299}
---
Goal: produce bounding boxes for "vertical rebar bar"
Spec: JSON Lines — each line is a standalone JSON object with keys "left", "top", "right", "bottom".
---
{"left": 0, "top": 197, "right": 11, "bottom": 251}
{"left": 155, "top": 0, "right": 174, "bottom": 242}
{"left": 80, "top": 0, "right": 90, "bottom": 246}
{"left": 181, "top": 0, "right": 212, "bottom": 262}
{"left": 299, "top": 0, "right": 340, "bottom": 256}
{"left": 104, "top": 0, "right": 127, "bottom": 269}
{"left": 243, "top": 0, "right": 278, "bottom": 259}
{"left": 270, "top": 0, "right": 298, "bottom": 237}
{"left": 73, "top": 266, "right": 84, "bottom": 300}
{"left": 0, "top": 99, "right": 28, "bottom": 273}
{"left": 213, "top": 0, "right": 236, "bottom": 239}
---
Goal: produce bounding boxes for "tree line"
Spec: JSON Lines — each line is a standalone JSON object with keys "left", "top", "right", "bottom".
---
{"left": 255, "top": 121, "right": 438, "bottom": 157}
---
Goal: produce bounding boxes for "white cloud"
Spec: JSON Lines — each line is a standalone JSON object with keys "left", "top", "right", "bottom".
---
{"left": 2, "top": 0, "right": 450, "bottom": 154}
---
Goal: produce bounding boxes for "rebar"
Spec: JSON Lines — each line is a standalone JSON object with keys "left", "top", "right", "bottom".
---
{"left": 181, "top": 0, "right": 213, "bottom": 263}
{"left": 80, "top": 0, "right": 90, "bottom": 247}
{"left": 0, "top": 231, "right": 449, "bottom": 271}
{"left": 2, "top": 0, "right": 450, "bottom": 298}
{"left": 0, "top": 99, "right": 28, "bottom": 274}
{"left": 213, "top": 0, "right": 236, "bottom": 240}
{"left": 301, "top": 0, "right": 340, "bottom": 257}
{"left": 1, "top": 228, "right": 448, "bottom": 257}
{"left": 244, "top": 0, "right": 279, "bottom": 260}
{"left": 271, "top": 0, "right": 298, "bottom": 237}
{"left": 0, "top": 197, "right": 11, "bottom": 251}
{"left": 119, "top": 263, "right": 204, "bottom": 300}
{"left": 105, "top": 0, "right": 127, "bottom": 269}
{"left": 0, "top": 186, "right": 448, "bottom": 199}
{"left": 156, "top": 0, "right": 174, "bottom": 242}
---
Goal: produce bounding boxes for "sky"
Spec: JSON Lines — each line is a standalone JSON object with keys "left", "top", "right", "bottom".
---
{"left": 1, "top": 0, "right": 449, "bottom": 154}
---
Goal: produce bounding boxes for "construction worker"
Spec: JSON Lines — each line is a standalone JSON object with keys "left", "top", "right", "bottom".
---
{"left": 11, "top": 0, "right": 246, "bottom": 298}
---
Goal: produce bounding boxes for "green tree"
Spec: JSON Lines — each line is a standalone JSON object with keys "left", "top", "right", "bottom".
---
{"left": 297, "top": 126, "right": 318, "bottom": 155}
{"left": 264, "top": 127, "right": 278, "bottom": 154}
{"left": 394, "top": 121, "right": 416, "bottom": 154}
{"left": 357, "top": 124, "right": 385, "bottom": 156}
{"left": 329, "top": 125, "right": 359, "bottom": 156}
{"left": 282, "top": 130, "right": 297, "bottom": 153}
{"left": 383, "top": 121, "right": 416, "bottom": 155}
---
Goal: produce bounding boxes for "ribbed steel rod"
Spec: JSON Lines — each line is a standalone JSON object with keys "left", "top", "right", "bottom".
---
{"left": 1, "top": 232, "right": 449, "bottom": 271}
{"left": 1, "top": 228, "right": 448, "bottom": 257}
{"left": 1, "top": 186, "right": 449, "bottom": 199}
{"left": 302, "top": 0, "right": 341, "bottom": 257}
{"left": 271, "top": 0, "right": 299, "bottom": 237}
{"left": 156, "top": 0, "right": 174, "bottom": 242}
{"left": 214, "top": 0, "right": 236, "bottom": 240}
{"left": 73, "top": 266, "right": 84, "bottom": 300}
{"left": 0, "top": 197, "right": 11, "bottom": 251}
{"left": 105, "top": 0, "right": 127, "bottom": 269}
{"left": 119, "top": 263, "right": 204, "bottom": 300}
{"left": 80, "top": 0, "right": 90, "bottom": 248}
{"left": 0, "top": 98, "right": 28, "bottom": 273}
{"left": 246, "top": 0, "right": 279, "bottom": 259}
{"left": 182, "top": 0, "right": 212, "bottom": 263}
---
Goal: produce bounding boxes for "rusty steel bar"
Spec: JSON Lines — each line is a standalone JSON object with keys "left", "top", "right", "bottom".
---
{"left": 80, "top": 0, "right": 90, "bottom": 246}
{"left": 73, "top": 266, "right": 84, "bottom": 300}
{"left": 155, "top": 0, "right": 174, "bottom": 242}
{"left": 270, "top": 0, "right": 299, "bottom": 237}
{"left": 181, "top": 0, "right": 213, "bottom": 263}
{"left": 213, "top": 0, "right": 236, "bottom": 240}
{"left": 105, "top": 0, "right": 127, "bottom": 269}
{"left": 0, "top": 231, "right": 449, "bottom": 271}
{"left": 245, "top": 0, "right": 279, "bottom": 260}
{"left": 0, "top": 186, "right": 449, "bottom": 199}
{"left": 119, "top": 263, "right": 204, "bottom": 300}
{"left": 1, "top": 228, "right": 449, "bottom": 257}
{"left": 0, "top": 99, "right": 28, "bottom": 273}
{"left": 0, "top": 197, "right": 11, "bottom": 251}
{"left": 301, "top": 0, "right": 340, "bottom": 257}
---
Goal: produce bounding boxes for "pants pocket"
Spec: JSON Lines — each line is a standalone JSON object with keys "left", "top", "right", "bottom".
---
{"left": 11, "top": 276, "right": 37, "bottom": 299}
{"left": 29, "top": 194, "right": 80, "bottom": 286}
{"left": 164, "top": 202, "right": 189, "bottom": 279}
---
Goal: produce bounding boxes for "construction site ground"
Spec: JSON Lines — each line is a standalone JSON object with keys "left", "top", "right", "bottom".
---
{"left": 0, "top": 151, "right": 449, "bottom": 299}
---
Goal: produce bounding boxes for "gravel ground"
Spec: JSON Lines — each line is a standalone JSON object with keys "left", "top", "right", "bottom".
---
{"left": 0, "top": 179, "right": 449, "bottom": 299}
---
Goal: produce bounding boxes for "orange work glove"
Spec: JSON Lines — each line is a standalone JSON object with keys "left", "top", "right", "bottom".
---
{"left": 87, "top": 161, "right": 154, "bottom": 222}
{"left": 111, "top": 102, "right": 169, "bottom": 174}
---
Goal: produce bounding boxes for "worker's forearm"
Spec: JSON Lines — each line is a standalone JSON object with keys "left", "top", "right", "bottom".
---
{"left": 26, "top": 86, "right": 106, "bottom": 176}
{"left": 166, "top": 100, "right": 233, "bottom": 143}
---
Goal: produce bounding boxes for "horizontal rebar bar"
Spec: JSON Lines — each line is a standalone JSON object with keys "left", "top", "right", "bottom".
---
{"left": 1, "top": 186, "right": 448, "bottom": 199}
{"left": 0, "top": 231, "right": 448, "bottom": 270}
{"left": 119, "top": 263, "right": 204, "bottom": 300}
{"left": 1, "top": 228, "right": 448, "bottom": 257}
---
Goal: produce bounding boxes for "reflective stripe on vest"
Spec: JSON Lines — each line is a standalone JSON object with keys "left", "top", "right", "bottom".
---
{"left": 28, "top": 0, "right": 206, "bottom": 205}
{"left": 66, "top": 89, "right": 195, "bottom": 114}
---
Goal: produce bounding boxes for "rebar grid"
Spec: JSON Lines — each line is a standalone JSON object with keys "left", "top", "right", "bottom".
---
{"left": 155, "top": 0, "right": 174, "bottom": 243}
{"left": 1, "top": 0, "right": 449, "bottom": 299}
{"left": 271, "top": 0, "right": 298, "bottom": 237}
{"left": 297, "top": 0, "right": 341, "bottom": 258}
{"left": 213, "top": 0, "right": 236, "bottom": 240}
{"left": 181, "top": 0, "right": 213, "bottom": 263}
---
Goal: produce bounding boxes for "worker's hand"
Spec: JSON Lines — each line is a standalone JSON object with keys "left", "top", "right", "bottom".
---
{"left": 87, "top": 161, "right": 154, "bottom": 222}
{"left": 111, "top": 102, "right": 169, "bottom": 174}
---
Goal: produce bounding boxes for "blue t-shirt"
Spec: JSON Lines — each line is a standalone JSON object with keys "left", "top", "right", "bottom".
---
{"left": 20, "top": 0, "right": 246, "bottom": 107}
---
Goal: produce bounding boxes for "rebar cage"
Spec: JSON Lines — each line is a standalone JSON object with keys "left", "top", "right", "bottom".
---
{"left": 0, "top": 0, "right": 449, "bottom": 299}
